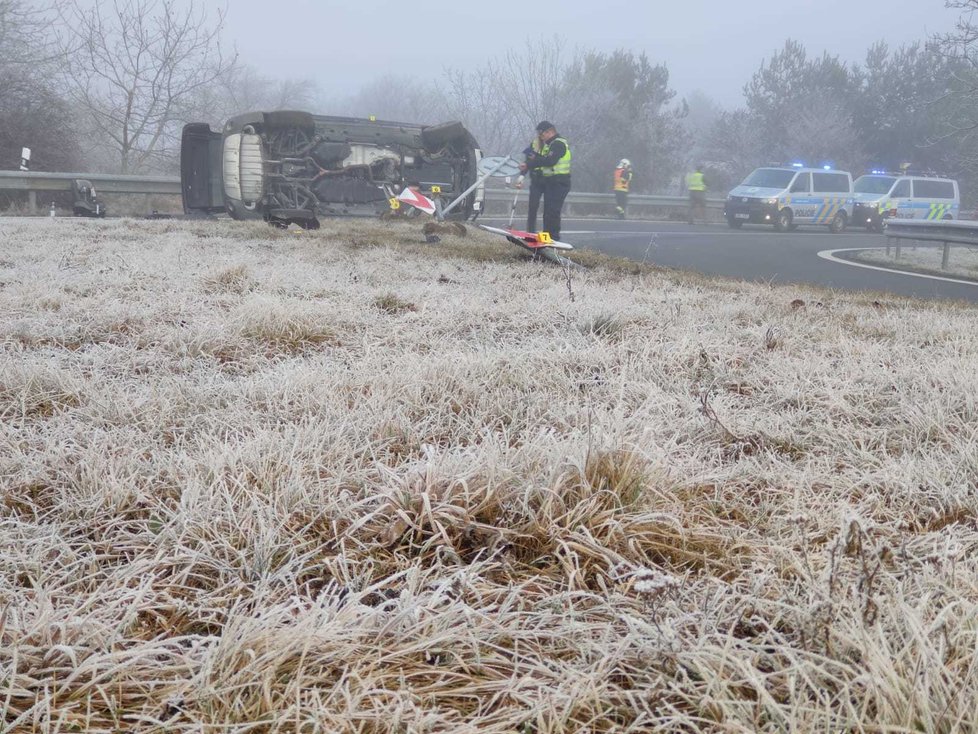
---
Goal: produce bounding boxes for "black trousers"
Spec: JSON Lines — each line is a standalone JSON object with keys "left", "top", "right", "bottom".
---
{"left": 688, "top": 190, "right": 706, "bottom": 223}
{"left": 615, "top": 190, "right": 628, "bottom": 213}
{"left": 542, "top": 176, "right": 571, "bottom": 240}
{"left": 526, "top": 180, "right": 544, "bottom": 232}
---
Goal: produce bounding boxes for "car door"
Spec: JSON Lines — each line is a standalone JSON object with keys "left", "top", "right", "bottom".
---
{"left": 811, "top": 172, "right": 850, "bottom": 225}
{"left": 787, "top": 172, "right": 813, "bottom": 222}
{"left": 888, "top": 179, "right": 913, "bottom": 219}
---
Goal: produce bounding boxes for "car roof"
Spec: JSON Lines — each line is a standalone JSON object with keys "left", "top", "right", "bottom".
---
{"left": 858, "top": 172, "right": 957, "bottom": 183}
{"left": 900, "top": 175, "right": 957, "bottom": 183}
{"left": 762, "top": 167, "right": 850, "bottom": 175}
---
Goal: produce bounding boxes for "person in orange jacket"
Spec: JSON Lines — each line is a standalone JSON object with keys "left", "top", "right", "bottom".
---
{"left": 613, "top": 159, "right": 633, "bottom": 219}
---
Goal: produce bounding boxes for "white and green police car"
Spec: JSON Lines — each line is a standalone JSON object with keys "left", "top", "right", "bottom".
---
{"left": 725, "top": 165, "right": 854, "bottom": 233}
{"left": 852, "top": 172, "right": 960, "bottom": 232}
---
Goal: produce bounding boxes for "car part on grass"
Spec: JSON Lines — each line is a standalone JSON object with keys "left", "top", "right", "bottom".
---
{"left": 71, "top": 179, "right": 106, "bottom": 217}
{"left": 181, "top": 111, "right": 484, "bottom": 227}
{"left": 478, "top": 224, "right": 580, "bottom": 267}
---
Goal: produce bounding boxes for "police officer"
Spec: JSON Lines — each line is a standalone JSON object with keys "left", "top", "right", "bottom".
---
{"left": 686, "top": 163, "right": 707, "bottom": 225}
{"left": 613, "top": 159, "right": 633, "bottom": 219}
{"left": 520, "top": 121, "right": 571, "bottom": 241}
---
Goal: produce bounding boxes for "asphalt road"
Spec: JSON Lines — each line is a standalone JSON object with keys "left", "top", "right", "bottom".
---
{"left": 482, "top": 217, "right": 978, "bottom": 305}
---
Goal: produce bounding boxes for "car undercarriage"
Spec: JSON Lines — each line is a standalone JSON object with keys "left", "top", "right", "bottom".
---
{"left": 181, "top": 111, "right": 483, "bottom": 226}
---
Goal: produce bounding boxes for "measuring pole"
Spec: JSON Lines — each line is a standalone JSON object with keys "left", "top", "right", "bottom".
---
{"left": 508, "top": 175, "right": 525, "bottom": 227}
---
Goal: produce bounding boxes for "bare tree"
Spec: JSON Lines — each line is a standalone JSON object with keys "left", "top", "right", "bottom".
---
{"left": 55, "top": 0, "right": 236, "bottom": 173}
{"left": 340, "top": 74, "right": 448, "bottom": 124}
{"left": 929, "top": 1, "right": 978, "bottom": 159}
{"left": 192, "top": 64, "right": 320, "bottom": 128}
{"left": 783, "top": 92, "right": 864, "bottom": 169}
{"left": 0, "top": 0, "right": 56, "bottom": 67}
{"left": 444, "top": 38, "right": 573, "bottom": 156}
{"left": 443, "top": 66, "right": 516, "bottom": 156}
{"left": 0, "top": 1, "right": 81, "bottom": 173}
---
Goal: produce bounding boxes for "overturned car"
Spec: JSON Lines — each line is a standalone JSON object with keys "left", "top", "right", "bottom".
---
{"left": 180, "top": 110, "right": 484, "bottom": 225}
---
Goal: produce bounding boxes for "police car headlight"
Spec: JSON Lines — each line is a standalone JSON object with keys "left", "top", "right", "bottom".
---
{"left": 765, "top": 198, "right": 778, "bottom": 205}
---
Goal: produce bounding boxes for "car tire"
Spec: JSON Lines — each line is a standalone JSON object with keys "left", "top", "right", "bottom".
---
{"left": 829, "top": 211, "right": 847, "bottom": 234}
{"left": 774, "top": 209, "right": 792, "bottom": 232}
{"left": 726, "top": 217, "right": 743, "bottom": 229}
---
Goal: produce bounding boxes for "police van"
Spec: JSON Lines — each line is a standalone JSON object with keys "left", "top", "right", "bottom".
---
{"left": 851, "top": 172, "right": 960, "bottom": 232}
{"left": 725, "top": 165, "right": 854, "bottom": 233}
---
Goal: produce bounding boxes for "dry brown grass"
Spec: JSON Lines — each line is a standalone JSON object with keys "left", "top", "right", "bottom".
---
{"left": 1, "top": 217, "right": 978, "bottom": 732}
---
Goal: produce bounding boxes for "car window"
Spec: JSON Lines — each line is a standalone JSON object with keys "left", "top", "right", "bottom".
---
{"left": 790, "top": 173, "right": 810, "bottom": 193}
{"left": 891, "top": 180, "right": 911, "bottom": 198}
{"left": 854, "top": 175, "right": 896, "bottom": 194}
{"left": 742, "top": 168, "right": 796, "bottom": 188}
{"left": 912, "top": 179, "right": 956, "bottom": 199}
{"left": 812, "top": 172, "right": 850, "bottom": 193}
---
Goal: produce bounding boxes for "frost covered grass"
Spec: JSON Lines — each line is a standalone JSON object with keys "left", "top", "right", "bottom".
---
{"left": 2, "top": 217, "right": 978, "bottom": 732}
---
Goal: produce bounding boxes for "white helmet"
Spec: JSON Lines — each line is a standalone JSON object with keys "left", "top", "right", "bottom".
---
{"left": 618, "top": 158, "right": 631, "bottom": 168}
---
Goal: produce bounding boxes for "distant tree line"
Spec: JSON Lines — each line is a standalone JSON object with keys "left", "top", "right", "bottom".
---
{"left": 3, "top": 0, "right": 978, "bottom": 202}
{"left": 697, "top": 38, "right": 971, "bottom": 199}
{"left": 322, "top": 9, "right": 978, "bottom": 201}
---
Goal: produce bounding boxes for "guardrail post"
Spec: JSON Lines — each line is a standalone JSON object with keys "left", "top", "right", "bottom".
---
{"left": 885, "top": 236, "right": 891, "bottom": 257}
{"left": 942, "top": 242, "right": 950, "bottom": 270}
{"left": 895, "top": 241, "right": 901, "bottom": 260}
{"left": 27, "top": 190, "right": 36, "bottom": 213}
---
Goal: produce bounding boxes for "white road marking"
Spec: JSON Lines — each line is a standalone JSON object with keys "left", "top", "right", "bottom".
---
{"left": 818, "top": 248, "right": 978, "bottom": 286}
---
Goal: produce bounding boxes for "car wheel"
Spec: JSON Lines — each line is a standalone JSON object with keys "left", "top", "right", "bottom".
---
{"left": 829, "top": 211, "right": 847, "bottom": 234}
{"left": 943, "top": 214, "right": 954, "bottom": 221}
{"left": 774, "top": 209, "right": 792, "bottom": 232}
{"left": 726, "top": 217, "right": 743, "bottom": 229}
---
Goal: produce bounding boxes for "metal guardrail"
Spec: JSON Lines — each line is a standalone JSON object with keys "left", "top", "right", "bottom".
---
{"left": 885, "top": 219, "right": 978, "bottom": 270}
{"left": 481, "top": 188, "right": 725, "bottom": 217}
{"left": 0, "top": 170, "right": 180, "bottom": 194}
{"left": 0, "top": 169, "right": 725, "bottom": 217}
{"left": 482, "top": 189, "right": 725, "bottom": 208}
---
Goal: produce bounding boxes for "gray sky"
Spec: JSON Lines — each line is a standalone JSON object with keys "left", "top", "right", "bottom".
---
{"left": 224, "top": 0, "right": 959, "bottom": 108}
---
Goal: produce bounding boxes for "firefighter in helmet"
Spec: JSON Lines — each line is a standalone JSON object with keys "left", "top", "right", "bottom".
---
{"left": 613, "top": 158, "right": 633, "bottom": 219}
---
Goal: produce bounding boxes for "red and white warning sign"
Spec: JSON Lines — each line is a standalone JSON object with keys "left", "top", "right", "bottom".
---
{"left": 397, "top": 187, "right": 437, "bottom": 215}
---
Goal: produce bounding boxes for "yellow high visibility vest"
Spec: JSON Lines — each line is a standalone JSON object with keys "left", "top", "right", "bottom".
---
{"left": 539, "top": 137, "right": 571, "bottom": 177}
{"left": 686, "top": 171, "right": 706, "bottom": 191}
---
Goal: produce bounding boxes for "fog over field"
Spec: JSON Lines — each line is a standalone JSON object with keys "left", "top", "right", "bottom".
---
{"left": 2, "top": 219, "right": 976, "bottom": 731}
{"left": 226, "top": 0, "right": 955, "bottom": 106}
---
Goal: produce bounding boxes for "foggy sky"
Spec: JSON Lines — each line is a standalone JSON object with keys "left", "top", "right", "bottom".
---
{"left": 225, "top": 0, "right": 957, "bottom": 107}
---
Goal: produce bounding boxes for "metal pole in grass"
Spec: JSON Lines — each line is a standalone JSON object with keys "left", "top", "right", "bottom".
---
{"left": 508, "top": 175, "right": 525, "bottom": 227}
{"left": 943, "top": 241, "right": 950, "bottom": 270}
